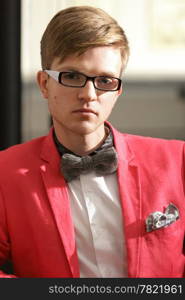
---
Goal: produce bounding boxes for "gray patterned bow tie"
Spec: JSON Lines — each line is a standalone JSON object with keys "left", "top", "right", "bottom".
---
{"left": 61, "top": 146, "right": 118, "bottom": 182}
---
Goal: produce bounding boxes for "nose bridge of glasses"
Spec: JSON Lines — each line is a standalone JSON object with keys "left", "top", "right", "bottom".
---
{"left": 83, "top": 75, "right": 97, "bottom": 89}
{"left": 78, "top": 77, "right": 98, "bottom": 99}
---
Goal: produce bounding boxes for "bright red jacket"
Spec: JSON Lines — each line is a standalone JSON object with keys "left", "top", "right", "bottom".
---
{"left": 0, "top": 123, "right": 185, "bottom": 277}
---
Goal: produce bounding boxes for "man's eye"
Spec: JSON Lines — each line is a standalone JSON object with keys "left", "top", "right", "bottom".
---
{"left": 101, "top": 77, "right": 112, "bottom": 84}
{"left": 63, "top": 72, "right": 81, "bottom": 80}
{"left": 98, "top": 77, "right": 113, "bottom": 85}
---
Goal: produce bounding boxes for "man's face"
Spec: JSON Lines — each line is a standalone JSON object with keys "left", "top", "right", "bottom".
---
{"left": 38, "top": 46, "right": 123, "bottom": 137}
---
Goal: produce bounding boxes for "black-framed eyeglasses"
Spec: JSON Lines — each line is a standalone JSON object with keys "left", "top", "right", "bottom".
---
{"left": 45, "top": 70, "right": 122, "bottom": 92}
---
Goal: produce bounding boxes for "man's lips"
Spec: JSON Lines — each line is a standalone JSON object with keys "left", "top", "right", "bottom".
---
{"left": 73, "top": 108, "right": 97, "bottom": 115}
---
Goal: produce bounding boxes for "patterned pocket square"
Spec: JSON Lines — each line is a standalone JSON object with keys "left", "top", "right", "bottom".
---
{"left": 146, "top": 203, "right": 179, "bottom": 232}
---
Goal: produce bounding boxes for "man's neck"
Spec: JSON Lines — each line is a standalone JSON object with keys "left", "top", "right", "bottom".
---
{"left": 54, "top": 124, "right": 109, "bottom": 156}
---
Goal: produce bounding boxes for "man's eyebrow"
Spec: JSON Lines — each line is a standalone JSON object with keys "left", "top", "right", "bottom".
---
{"left": 57, "top": 67, "right": 119, "bottom": 77}
{"left": 98, "top": 72, "right": 119, "bottom": 77}
{"left": 57, "top": 67, "right": 80, "bottom": 72}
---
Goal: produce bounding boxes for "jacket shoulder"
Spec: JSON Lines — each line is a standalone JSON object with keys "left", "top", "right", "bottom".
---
{"left": 124, "top": 133, "right": 184, "bottom": 148}
{"left": 122, "top": 133, "right": 185, "bottom": 163}
{"left": 0, "top": 135, "right": 46, "bottom": 167}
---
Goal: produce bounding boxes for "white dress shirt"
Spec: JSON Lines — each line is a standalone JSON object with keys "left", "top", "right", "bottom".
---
{"left": 68, "top": 171, "right": 127, "bottom": 278}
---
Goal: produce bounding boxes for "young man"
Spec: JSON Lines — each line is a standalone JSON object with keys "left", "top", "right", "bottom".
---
{"left": 0, "top": 6, "right": 184, "bottom": 278}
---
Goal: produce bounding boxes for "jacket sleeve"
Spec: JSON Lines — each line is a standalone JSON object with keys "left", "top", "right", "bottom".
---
{"left": 0, "top": 187, "right": 17, "bottom": 278}
{"left": 0, "top": 271, "right": 17, "bottom": 278}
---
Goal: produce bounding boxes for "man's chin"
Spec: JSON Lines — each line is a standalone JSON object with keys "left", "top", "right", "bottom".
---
{"left": 70, "top": 122, "right": 102, "bottom": 136}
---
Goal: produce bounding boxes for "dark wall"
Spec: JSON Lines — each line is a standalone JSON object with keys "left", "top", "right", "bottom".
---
{"left": 0, "top": 0, "right": 21, "bottom": 150}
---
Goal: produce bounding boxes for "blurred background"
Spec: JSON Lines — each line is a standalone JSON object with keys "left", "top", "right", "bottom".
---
{"left": 1, "top": 0, "right": 185, "bottom": 150}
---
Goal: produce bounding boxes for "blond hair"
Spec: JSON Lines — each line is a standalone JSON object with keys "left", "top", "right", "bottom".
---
{"left": 40, "top": 6, "right": 129, "bottom": 70}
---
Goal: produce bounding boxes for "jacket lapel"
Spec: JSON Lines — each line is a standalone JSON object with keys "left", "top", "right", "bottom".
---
{"left": 40, "top": 129, "right": 79, "bottom": 277}
{"left": 39, "top": 125, "right": 142, "bottom": 277}
{"left": 111, "top": 126, "right": 142, "bottom": 277}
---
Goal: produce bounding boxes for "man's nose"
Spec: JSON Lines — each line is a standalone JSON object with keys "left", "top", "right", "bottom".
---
{"left": 77, "top": 80, "right": 97, "bottom": 102}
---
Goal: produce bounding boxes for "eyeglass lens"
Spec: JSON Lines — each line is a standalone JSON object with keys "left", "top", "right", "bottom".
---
{"left": 60, "top": 72, "right": 120, "bottom": 90}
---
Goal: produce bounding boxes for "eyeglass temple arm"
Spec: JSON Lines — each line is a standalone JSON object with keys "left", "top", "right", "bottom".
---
{"left": 44, "top": 70, "right": 59, "bottom": 81}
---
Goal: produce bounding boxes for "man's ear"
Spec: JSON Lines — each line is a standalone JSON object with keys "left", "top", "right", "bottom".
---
{"left": 118, "top": 85, "right": 123, "bottom": 97}
{"left": 37, "top": 71, "right": 49, "bottom": 99}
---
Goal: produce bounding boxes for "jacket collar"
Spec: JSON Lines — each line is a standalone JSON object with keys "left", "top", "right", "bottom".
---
{"left": 40, "top": 123, "right": 136, "bottom": 165}
{"left": 40, "top": 128, "right": 60, "bottom": 167}
{"left": 106, "top": 121, "right": 136, "bottom": 165}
